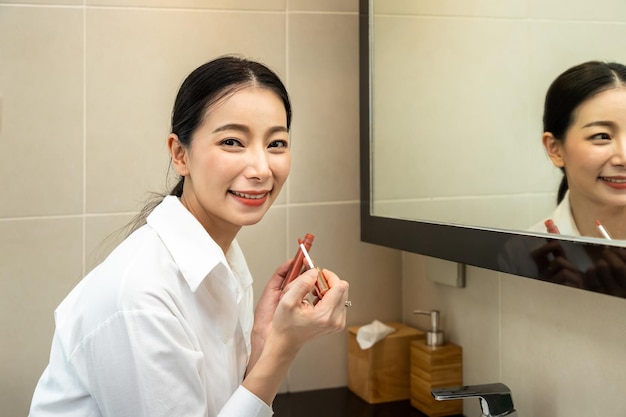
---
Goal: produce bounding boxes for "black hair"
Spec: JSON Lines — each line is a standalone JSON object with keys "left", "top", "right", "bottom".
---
{"left": 543, "top": 61, "right": 626, "bottom": 203}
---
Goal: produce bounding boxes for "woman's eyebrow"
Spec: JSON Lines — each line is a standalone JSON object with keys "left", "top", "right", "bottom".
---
{"left": 212, "top": 124, "right": 289, "bottom": 134}
{"left": 582, "top": 120, "right": 617, "bottom": 128}
{"left": 212, "top": 123, "right": 250, "bottom": 134}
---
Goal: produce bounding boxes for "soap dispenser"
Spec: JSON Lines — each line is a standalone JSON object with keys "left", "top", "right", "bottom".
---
{"left": 410, "top": 310, "right": 463, "bottom": 417}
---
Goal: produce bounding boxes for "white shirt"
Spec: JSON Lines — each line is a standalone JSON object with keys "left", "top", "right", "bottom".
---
{"left": 528, "top": 191, "right": 581, "bottom": 236}
{"left": 29, "top": 196, "right": 272, "bottom": 417}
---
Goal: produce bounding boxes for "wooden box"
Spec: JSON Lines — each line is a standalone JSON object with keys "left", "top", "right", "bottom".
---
{"left": 410, "top": 341, "right": 463, "bottom": 417}
{"left": 347, "top": 322, "right": 424, "bottom": 403}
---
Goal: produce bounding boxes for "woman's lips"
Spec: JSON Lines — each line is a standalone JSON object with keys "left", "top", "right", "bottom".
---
{"left": 229, "top": 190, "right": 270, "bottom": 206}
{"left": 599, "top": 176, "right": 626, "bottom": 189}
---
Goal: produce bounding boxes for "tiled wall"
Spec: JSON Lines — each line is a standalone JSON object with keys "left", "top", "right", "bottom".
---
{"left": 0, "top": 1, "right": 402, "bottom": 415}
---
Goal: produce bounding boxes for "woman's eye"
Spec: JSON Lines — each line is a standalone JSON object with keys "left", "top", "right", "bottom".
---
{"left": 221, "top": 138, "right": 243, "bottom": 147}
{"left": 268, "top": 139, "right": 288, "bottom": 149}
{"left": 590, "top": 133, "right": 611, "bottom": 140}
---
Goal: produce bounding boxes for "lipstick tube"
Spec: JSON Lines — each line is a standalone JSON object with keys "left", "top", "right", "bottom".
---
{"left": 280, "top": 233, "right": 315, "bottom": 290}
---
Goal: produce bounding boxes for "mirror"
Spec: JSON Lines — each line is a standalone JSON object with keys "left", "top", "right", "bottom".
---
{"left": 360, "top": 0, "right": 626, "bottom": 299}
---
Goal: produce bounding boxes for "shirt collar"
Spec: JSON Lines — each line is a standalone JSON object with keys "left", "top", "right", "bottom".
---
{"left": 146, "top": 195, "right": 252, "bottom": 294}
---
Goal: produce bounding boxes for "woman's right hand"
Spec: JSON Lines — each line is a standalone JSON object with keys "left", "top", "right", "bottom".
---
{"left": 270, "top": 267, "right": 349, "bottom": 356}
{"left": 242, "top": 268, "right": 349, "bottom": 406}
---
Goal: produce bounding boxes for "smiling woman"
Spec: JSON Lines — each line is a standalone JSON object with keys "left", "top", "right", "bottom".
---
{"left": 28, "top": 55, "right": 350, "bottom": 417}
{"left": 535, "top": 61, "right": 626, "bottom": 240}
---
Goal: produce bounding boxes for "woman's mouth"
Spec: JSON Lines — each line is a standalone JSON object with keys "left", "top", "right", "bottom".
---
{"left": 599, "top": 176, "right": 626, "bottom": 189}
{"left": 229, "top": 190, "right": 270, "bottom": 206}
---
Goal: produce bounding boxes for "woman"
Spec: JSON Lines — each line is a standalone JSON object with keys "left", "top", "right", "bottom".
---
{"left": 29, "top": 55, "right": 350, "bottom": 417}
{"left": 501, "top": 61, "right": 626, "bottom": 294}
{"left": 534, "top": 60, "right": 626, "bottom": 239}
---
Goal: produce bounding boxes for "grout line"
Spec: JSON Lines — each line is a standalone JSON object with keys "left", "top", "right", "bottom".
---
{"left": 82, "top": 2, "right": 87, "bottom": 277}
{"left": 283, "top": 5, "right": 292, "bottom": 393}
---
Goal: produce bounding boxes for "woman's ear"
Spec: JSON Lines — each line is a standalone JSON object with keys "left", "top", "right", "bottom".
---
{"left": 168, "top": 134, "right": 190, "bottom": 176}
{"left": 542, "top": 132, "right": 565, "bottom": 168}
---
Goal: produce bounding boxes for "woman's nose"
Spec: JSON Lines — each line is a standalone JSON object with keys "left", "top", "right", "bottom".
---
{"left": 611, "top": 139, "right": 626, "bottom": 167}
{"left": 246, "top": 148, "right": 271, "bottom": 180}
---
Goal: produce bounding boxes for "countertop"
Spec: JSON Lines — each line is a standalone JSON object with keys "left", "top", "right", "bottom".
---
{"left": 273, "top": 387, "right": 464, "bottom": 417}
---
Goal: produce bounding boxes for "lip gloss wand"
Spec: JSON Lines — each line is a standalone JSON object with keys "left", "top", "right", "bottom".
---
{"left": 595, "top": 220, "right": 612, "bottom": 240}
{"left": 299, "top": 243, "right": 330, "bottom": 301}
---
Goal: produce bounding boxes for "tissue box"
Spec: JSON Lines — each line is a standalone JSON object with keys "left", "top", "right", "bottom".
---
{"left": 347, "top": 322, "right": 424, "bottom": 403}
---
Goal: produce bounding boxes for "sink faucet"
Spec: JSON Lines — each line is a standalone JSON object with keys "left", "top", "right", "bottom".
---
{"left": 431, "top": 383, "right": 518, "bottom": 417}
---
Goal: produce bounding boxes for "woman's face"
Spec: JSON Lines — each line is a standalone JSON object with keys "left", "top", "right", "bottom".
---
{"left": 545, "top": 86, "right": 626, "bottom": 210}
{"left": 170, "top": 86, "right": 290, "bottom": 236}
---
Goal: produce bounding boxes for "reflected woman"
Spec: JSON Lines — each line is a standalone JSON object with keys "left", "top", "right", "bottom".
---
{"left": 500, "top": 61, "right": 626, "bottom": 296}
{"left": 534, "top": 60, "right": 626, "bottom": 239}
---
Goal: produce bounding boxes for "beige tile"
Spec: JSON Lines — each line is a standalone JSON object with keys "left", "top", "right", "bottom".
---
{"left": 373, "top": 0, "right": 526, "bottom": 17}
{"left": 374, "top": 196, "right": 536, "bottom": 231}
{"left": 85, "top": 8, "right": 286, "bottom": 213}
{"left": 1, "top": 0, "right": 80, "bottom": 4}
{"left": 85, "top": 213, "right": 136, "bottom": 273}
{"left": 87, "top": 0, "right": 285, "bottom": 9}
{"left": 372, "top": 16, "right": 529, "bottom": 205}
{"left": 0, "top": 6, "right": 83, "bottom": 217}
{"left": 529, "top": 0, "right": 626, "bottom": 21}
{"left": 529, "top": 20, "right": 626, "bottom": 100}
{"left": 288, "top": 0, "right": 357, "bottom": 12}
{"left": 0, "top": 218, "right": 82, "bottom": 417}
{"left": 500, "top": 274, "right": 626, "bottom": 416}
{"left": 287, "top": 12, "right": 359, "bottom": 204}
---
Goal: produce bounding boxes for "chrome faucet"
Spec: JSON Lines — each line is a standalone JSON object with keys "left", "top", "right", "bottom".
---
{"left": 431, "top": 383, "right": 518, "bottom": 417}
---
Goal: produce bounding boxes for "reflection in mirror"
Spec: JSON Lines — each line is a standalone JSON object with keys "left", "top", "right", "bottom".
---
{"left": 534, "top": 61, "right": 626, "bottom": 240}
{"left": 370, "top": 0, "right": 626, "bottom": 237}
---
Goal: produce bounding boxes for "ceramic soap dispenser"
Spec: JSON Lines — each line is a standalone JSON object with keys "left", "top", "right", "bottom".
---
{"left": 410, "top": 309, "right": 463, "bottom": 417}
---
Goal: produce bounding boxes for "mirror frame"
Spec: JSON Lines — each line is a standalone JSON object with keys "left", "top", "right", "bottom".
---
{"left": 358, "top": 0, "right": 626, "bottom": 299}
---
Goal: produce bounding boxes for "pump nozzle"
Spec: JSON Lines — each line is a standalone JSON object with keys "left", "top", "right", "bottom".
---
{"left": 413, "top": 309, "right": 445, "bottom": 346}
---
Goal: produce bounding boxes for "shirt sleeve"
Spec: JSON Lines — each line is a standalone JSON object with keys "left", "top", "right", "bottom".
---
{"left": 218, "top": 386, "right": 273, "bottom": 417}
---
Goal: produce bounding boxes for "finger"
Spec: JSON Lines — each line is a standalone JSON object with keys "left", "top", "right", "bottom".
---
{"left": 275, "top": 259, "right": 300, "bottom": 291}
{"left": 280, "top": 269, "right": 318, "bottom": 306}
{"left": 608, "top": 247, "right": 626, "bottom": 262}
{"left": 531, "top": 241, "right": 566, "bottom": 270}
{"left": 551, "top": 269, "right": 584, "bottom": 288}
{"left": 584, "top": 268, "right": 601, "bottom": 292}
{"left": 592, "top": 259, "right": 613, "bottom": 295}
{"left": 276, "top": 259, "right": 295, "bottom": 278}
{"left": 596, "top": 253, "right": 626, "bottom": 295}
{"left": 313, "top": 273, "right": 349, "bottom": 315}
{"left": 602, "top": 248, "right": 626, "bottom": 272}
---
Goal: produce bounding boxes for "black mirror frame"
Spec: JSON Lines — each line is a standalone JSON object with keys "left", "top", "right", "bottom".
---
{"left": 358, "top": 0, "right": 626, "bottom": 300}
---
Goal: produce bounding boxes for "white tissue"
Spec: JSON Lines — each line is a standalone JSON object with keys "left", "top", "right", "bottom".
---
{"left": 356, "top": 320, "right": 396, "bottom": 349}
